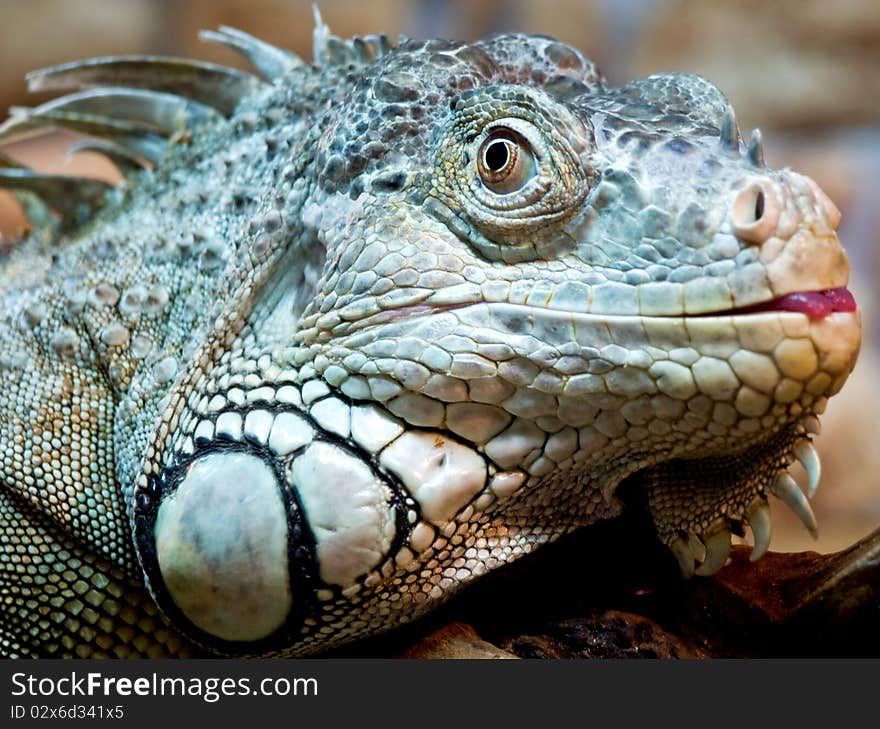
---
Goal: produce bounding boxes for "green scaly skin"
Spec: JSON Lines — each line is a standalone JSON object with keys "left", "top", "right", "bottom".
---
{"left": 0, "top": 19, "right": 861, "bottom": 657}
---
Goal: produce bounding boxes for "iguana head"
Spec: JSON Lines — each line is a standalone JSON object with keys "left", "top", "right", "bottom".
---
{"left": 291, "top": 34, "right": 859, "bottom": 561}
{"left": 116, "top": 28, "right": 859, "bottom": 653}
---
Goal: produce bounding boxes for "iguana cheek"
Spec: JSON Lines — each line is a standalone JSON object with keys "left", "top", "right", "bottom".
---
{"left": 153, "top": 451, "right": 292, "bottom": 643}
{"left": 136, "top": 397, "right": 417, "bottom": 651}
{"left": 289, "top": 441, "right": 397, "bottom": 587}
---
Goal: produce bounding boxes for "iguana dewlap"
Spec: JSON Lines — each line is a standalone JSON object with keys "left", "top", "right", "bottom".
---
{"left": 0, "top": 15, "right": 861, "bottom": 657}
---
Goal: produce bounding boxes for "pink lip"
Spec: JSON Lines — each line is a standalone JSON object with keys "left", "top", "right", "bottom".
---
{"left": 736, "top": 287, "right": 857, "bottom": 319}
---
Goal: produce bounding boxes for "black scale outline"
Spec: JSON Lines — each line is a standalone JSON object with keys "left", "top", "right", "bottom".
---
{"left": 132, "top": 381, "right": 496, "bottom": 654}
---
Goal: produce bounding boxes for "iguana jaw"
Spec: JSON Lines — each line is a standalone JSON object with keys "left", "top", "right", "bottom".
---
{"left": 302, "top": 297, "right": 859, "bottom": 575}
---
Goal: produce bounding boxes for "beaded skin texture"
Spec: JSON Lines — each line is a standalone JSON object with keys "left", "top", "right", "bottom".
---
{"left": 0, "top": 15, "right": 861, "bottom": 656}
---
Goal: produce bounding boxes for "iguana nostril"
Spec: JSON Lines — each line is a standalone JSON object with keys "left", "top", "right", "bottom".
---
{"left": 731, "top": 181, "right": 779, "bottom": 244}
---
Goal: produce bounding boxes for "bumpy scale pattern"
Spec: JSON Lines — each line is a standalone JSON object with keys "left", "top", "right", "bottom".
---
{"left": 0, "top": 489, "right": 193, "bottom": 657}
{"left": 0, "top": 17, "right": 861, "bottom": 656}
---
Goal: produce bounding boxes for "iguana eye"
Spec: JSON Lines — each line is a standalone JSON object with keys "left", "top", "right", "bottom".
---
{"left": 477, "top": 129, "right": 535, "bottom": 193}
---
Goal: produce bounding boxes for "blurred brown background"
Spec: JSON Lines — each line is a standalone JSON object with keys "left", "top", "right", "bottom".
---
{"left": 0, "top": 0, "right": 878, "bottom": 553}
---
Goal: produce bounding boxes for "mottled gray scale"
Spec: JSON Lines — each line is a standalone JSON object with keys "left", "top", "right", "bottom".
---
{"left": 476, "top": 33, "right": 603, "bottom": 89}
{"left": 582, "top": 74, "right": 731, "bottom": 136}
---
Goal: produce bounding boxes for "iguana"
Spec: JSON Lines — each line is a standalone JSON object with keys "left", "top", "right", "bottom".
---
{"left": 0, "top": 14, "right": 861, "bottom": 658}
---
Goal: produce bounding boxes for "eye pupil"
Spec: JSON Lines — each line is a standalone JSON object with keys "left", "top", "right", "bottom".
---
{"left": 476, "top": 127, "right": 535, "bottom": 194}
{"left": 484, "top": 140, "right": 510, "bottom": 172}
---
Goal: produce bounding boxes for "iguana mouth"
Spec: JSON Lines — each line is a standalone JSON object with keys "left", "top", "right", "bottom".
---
{"left": 697, "top": 287, "right": 857, "bottom": 320}
{"left": 335, "top": 287, "right": 858, "bottom": 334}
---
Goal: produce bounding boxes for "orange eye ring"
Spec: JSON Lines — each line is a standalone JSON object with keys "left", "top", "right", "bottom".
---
{"left": 477, "top": 129, "right": 535, "bottom": 194}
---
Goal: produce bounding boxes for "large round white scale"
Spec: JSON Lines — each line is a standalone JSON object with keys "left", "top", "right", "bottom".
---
{"left": 153, "top": 451, "right": 293, "bottom": 642}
